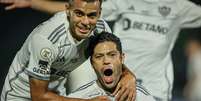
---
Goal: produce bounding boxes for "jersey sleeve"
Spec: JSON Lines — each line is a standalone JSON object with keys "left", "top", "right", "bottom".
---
{"left": 179, "top": 0, "right": 201, "bottom": 28}
{"left": 136, "top": 85, "right": 156, "bottom": 101}
{"left": 24, "top": 34, "right": 57, "bottom": 80}
{"left": 101, "top": 0, "right": 119, "bottom": 21}
{"left": 95, "top": 18, "right": 112, "bottom": 34}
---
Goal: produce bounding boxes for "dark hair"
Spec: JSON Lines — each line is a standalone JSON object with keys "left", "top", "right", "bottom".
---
{"left": 87, "top": 32, "right": 122, "bottom": 57}
{"left": 68, "top": 0, "right": 102, "bottom": 7}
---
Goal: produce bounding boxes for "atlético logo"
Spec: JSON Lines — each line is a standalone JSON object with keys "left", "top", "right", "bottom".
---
{"left": 158, "top": 6, "right": 171, "bottom": 17}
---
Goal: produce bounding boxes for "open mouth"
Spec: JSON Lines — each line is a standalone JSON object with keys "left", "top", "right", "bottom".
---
{"left": 77, "top": 25, "right": 90, "bottom": 33}
{"left": 104, "top": 68, "right": 113, "bottom": 76}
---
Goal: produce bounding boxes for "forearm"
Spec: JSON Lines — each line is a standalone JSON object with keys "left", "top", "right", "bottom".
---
{"left": 30, "top": 0, "right": 66, "bottom": 14}
{"left": 30, "top": 77, "right": 87, "bottom": 101}
{"left": 32, "top": 91, "right": 86, "bottom": 101}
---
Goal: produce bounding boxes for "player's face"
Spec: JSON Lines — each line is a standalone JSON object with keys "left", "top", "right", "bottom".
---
{"left": 91, "top": 41, "right": 124, "bottom": 90}
{"left": 67, "top": 0, "right": 101, "bottom": 41}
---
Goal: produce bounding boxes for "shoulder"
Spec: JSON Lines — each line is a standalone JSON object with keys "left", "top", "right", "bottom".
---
{"left": 30, "top": 11, "right": 68, "bottom": 41}
{"left": 95, "top": 18, "right": 112, "bottom": 33}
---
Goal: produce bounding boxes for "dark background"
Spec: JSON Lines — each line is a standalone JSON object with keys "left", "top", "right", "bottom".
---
{"left": 0, "top": 0, "right": 201, "bottom": 100}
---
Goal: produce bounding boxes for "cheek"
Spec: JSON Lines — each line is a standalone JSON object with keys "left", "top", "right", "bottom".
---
{"left": 89, "top": 20, "right": 98, "bottom": 27}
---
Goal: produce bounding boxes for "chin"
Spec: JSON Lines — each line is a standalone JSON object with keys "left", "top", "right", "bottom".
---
{"left": 104, "top": 83, "right": 116, "bottom": 89}
{"left": 77, "top": 31, "right": 91, "bottom": 38}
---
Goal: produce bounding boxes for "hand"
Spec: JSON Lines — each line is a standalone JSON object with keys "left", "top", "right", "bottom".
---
{"left": 112, "top": 72, "right": 136, "bottom": 101}
{"left": 0, "top": 0, "right": 31, "bottom": 10}
{"left": 89, "top": 96, "right": 111, "bottom": 101}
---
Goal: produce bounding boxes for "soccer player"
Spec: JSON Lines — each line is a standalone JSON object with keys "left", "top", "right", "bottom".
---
{"left": 0, "top": 0, "right": 136, "bottom": 101}
{"left": 68, "top": 31, "right": 155, "bottom": 101}
{"left": 98, "top": 0, "right": 201, "bottom": 100}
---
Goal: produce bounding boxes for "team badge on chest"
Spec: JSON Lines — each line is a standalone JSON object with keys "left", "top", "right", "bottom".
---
{"left": 158, "top": 6, "right": 171, "bottom": 17}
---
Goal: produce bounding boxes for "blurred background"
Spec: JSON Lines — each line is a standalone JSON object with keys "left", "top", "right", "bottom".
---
{"left": 0, "top": 0, "right": 201, "bottom": 101}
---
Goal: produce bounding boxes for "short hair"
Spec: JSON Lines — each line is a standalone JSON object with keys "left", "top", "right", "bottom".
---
{"left": 68, "top": 0, "right": 102, "bottom": 8}
{"left": 87, "top": 32, "right": 122, "bottom": 57}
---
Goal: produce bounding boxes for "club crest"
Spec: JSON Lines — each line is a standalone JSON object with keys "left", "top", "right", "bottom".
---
{"left": 158, "top": 6, "right": 171, "bottom": 17}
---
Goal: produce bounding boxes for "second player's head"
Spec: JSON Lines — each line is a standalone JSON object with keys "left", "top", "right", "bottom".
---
{"left": 89, "top": 32, "right": 125, "bottom": 92}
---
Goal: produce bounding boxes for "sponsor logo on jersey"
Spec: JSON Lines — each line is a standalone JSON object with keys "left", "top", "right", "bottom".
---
{"left": 39, "top": 60, "right": 49, "bottom": 69}
{"left": 33, "top": 60, "right": 51, "bottom": 75}
{"left": 158, "top": 6, "right": 171, "bottom": 17}
{"left": 122, "top": 18, "right": 169, "bottom": 35}
{"left": 40, "top": 48, "right": 52, "bottom": 60}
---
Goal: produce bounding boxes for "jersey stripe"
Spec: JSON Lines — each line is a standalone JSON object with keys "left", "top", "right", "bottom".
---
{"left": 50, "top": 26, "right": 65, "bottom": 43}
{"left": 48, "top": 23, "right": 65, "bottom": 41}
{"left": 72, "top": 80, "right": 96, "bottom": 93}
{"left": 136, "top": 85, "right": 150, "bottom": 95}
{"left": 52, "top": 30, "right": 67, "bottom": 44}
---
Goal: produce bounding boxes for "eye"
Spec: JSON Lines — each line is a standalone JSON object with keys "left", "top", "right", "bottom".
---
{"left": 74, "top": 11, "right": 84, "bottom": 17}
{"left": 95, "top": 55, "right": 102, "bottom": 59}
{"left": 110, "top": 53, "right": 117, "bottom": 57}
{"left": 87, "top": 13, "right": 97, "bottom": 19}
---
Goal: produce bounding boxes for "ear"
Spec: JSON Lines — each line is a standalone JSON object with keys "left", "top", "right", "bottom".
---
{"left": 98, "top": 8, "right": 102, "bottom": 17}
{"left": 65, "top": 3, "right": 70, "bottom": 10}
{"left": 121, "top": 53, "right": 125, "bottom": 63}
{"left": 65, "top": 3, "right": 70, "bottom": 17}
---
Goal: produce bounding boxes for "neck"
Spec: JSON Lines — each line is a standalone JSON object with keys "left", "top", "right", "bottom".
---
{"left": 96, "top": 80, "right": 115, "bottom": 94}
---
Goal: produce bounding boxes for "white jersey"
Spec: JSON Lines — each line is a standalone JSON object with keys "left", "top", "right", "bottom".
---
{"left": 1, "top": 11, "right": 111, "bottom": 101}
{"left": 68, "top": 80, "right": 156, "bottom": 101}
{"left": 100, "top": 0, "right": 201, "bottom": 100}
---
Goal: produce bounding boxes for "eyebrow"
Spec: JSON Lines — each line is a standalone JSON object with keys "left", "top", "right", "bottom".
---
{"left": 94, "top": 50, "right": 119, "bottom": 55}
{"left": 87, "top": 12, "right": 97, "bottom": 16}
{"left": 73, "top": 9, "right": 98, "bottom": 16}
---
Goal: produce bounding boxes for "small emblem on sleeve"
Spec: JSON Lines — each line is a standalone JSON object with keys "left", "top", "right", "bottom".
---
{"left": 32, "top": 60, "right": 50, "bottom": 75}
{"left": 40, "top": 48, "right": 52, "bottom": 60}
{"left": 39, "top": 60, "right": 49, "bottom": 69}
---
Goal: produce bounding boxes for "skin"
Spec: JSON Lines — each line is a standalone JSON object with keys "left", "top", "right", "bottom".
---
{"left": 91, "top": 41, "right": 125, "bottom": 93}
{"left": 5, "top": 0, "right": 135, "bottom": 100}
{"left": 30, "top": 0, "right": 110, "bottom": 101}
{"left": 0, "top": 0, "right": 66, "bottom": 14}
{"left": 66, "top": 0, "right": 101, "bottom": 41}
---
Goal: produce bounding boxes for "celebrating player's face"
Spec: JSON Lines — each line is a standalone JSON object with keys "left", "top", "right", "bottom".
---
{"left": 67, "top": 0, "right": 101, "bottom": 41}
{"left": 91, "top": 41, "right": 125, "bottom": 91}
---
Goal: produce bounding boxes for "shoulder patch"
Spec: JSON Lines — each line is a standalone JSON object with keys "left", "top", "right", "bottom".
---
{"left": 40, "top": 48, "right": 52, "bottom": 60}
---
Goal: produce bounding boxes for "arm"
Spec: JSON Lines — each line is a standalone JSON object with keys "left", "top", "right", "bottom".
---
{"left": 30, "top": 77, "right": 110, "bottom": 101}
{"left": 29, "top": 77, "right": 84, "bottom": 101}
{"left": 0, "top": 0, "right": 66, "bottom": 14}
{"left": 112, "top": 64, "right": 136, "bottom": 101}
{"left": 30, "top": 0, "right": 66, "bottom": 14}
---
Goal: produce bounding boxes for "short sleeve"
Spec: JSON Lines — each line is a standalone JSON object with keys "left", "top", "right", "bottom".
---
{"left": 101, "top": 0, "right": 119, "bottom": 21}
{"left": 95, "top": 19, "right": 112, "bottom": 33}
{"left": 24, "top": 34, "right": 57, "bottom": 80}
{"left": 179, "top": 0, "right": 201, "bottom": 28}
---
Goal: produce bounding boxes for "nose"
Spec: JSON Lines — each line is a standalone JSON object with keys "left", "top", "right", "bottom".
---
{"left": 103, "top": 56, "right": 111, "bottom": 65}
{"left": 81, "top": 16, "right": 90, "bottom": 25}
